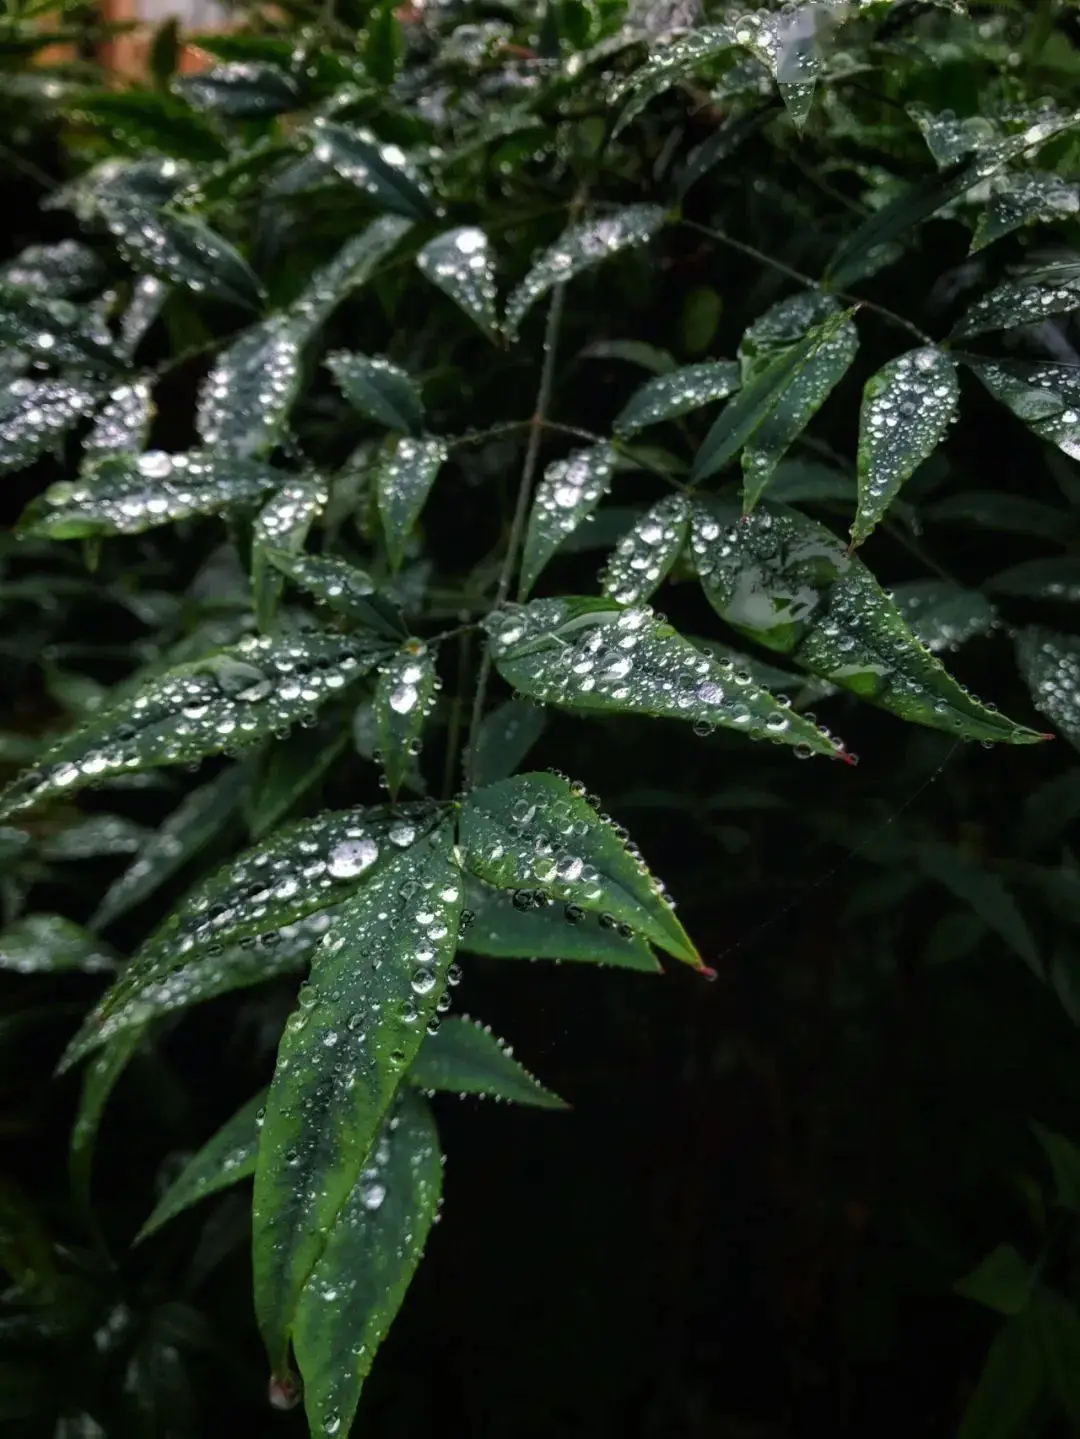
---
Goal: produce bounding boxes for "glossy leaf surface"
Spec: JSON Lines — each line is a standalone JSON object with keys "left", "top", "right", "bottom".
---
{"left": 0, "top": 379, "right": 100, "bottom": 475}
{"left": 196, "top": 316, "right": 304, "bottom": 458}
{"left": 0, "top": 915, "right": 116, "bottom": 975}
{"left": 83, "top": 379, "right": 154, "bottom": 458}
{"left": 252, "top": 477, "right": 327, "bottom": 629}
{"left": 1017, "top": 628, "right": 1080, "bottom": 752}
{"left": 971, "top": 359, "right": 1080, "bottom": 463}
{"left": 99, "top": 196, "right": 262, "bottom": 309}
{"left": 253, "top": 827, "right": 461, "bottom": 1366}
{"left": 174, "top": 62, "right": 300, "bottom": 118}
{"left": 326, "top": 352, "right": 424, "bottom": 434}
{"left": 309, "top": 120, "right": 435, "bottom": 220}
{"left": 470, "top": 699, "right": 546, "bottom": 788}
{"left": 952, "top": 275, "right": 1080, "bottom": 339}
{"left": 600, "top": 495, "right": 690, "bottom": 606}
{"left": 416, "top": 227, "right": 498, "bottom": 340}
{"left": 612, "top": 28, "right": 734, "bottom": 134}
{"left": 612, "top": 362, "right": 740, "bottom": 438}
{"left": 410, "top": 1015, "right": 565, "bottom": 1108}
{"left": 486, "top": 596, "right": 845, "bottom": 760}
{"left": 519, "top": 444, "right": 616, "bottom": 597}
{"left": 374, "top": 642, "right": 437, "bottom": 798}
{"left": 375, "top": 435, "right": 448, "bottom": 570}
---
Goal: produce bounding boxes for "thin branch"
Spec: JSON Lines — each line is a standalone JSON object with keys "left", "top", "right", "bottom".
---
{"left": 463, "top": 284, "right": 567, "bottom": 789}
{"left": 682, "top": 219, "right": 934, "bottom": 346}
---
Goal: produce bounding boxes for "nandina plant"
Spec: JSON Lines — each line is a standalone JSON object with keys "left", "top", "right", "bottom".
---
{"left": 4, "top": 0, "right": 1080, "bottom": 1434}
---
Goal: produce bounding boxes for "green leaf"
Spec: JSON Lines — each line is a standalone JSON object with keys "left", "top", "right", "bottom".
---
{"left": 137, "top": 1089, "right": 267, "bottom": 1242}
{"left": 0, "top": 914, "right": 116, "bottom": 975}
{"left": 120, "top": 275, "right": 169, "bottom": 359}
{"left": 253, "top": 826, "right": 461, "bottom": 1368}
{"left": 890, "top": 580, "right": 997, "bottom": 653}
{"left": 504, "top": 206, "right": 666, "bottom": 341}
{"left": 0, "top": 633, "right": 384, "bottom": 822}
{"left": 918, "top": 842, "right": 1040, "bottom": 977}
{"left": 83, "top": 379, "right": 154, "bottom": 458}
{"left": 692, "top": 503, "right": 1043, "bottom": 744}
{"left": 676, "top": 106, "right": 775, "bottom": 203}
{"left": 691, "top": 310, "right": 855, "bottom": 484}
{"left": 736, "top": 293, "right": 858, "bottom": 509}
{"left": 0, "top": 286, "right": 119, "bottom": 371}
{"left": 581, "top": 340, "right": 675, "bottom": 374}
{"left": 20, "top": 450, "right": 284, "bottom": 540}
{"left": 470, "top": 698, "right": 546, "bottom": 788}
{"left": 953, "top": 275, "right": 1080, "bottom": 339}
{"left": 600, "top": 495, "right": 690, "bottom": 606}
{"left": 416, "top": 227, "right": 499, "bottom": 341}
{"left": 70, "top": 1027, "right": 144, "bottom": 1212}
{"left": 252, "top": 478, "right": 328, "bottom": 630}
{"left": 289, "top": 216, "right": 413, "bottom": 337}
{"left": 612, "top": 362, "right": 741, "bottom": 438}
{"left": 972, "top": 171, "right": 1079, "bottom": 252}
{"left": 612, "top": 28, "right": 735, "bottom": 135}
{"left": 266, "top": 551, "right": 386, "bottom": 628}
{"left": 174, "top": 62, "right": 301, "bottom": 119}
{"left": 1030, "top": 1289, "right": 1080, "bottom": 1429}
{"left": 1017, "top": 628, "right": 1080, "bottom": 751}
{"left": 99, "top": 196, "right": 263, "bottom": 309}
{"left": 0, "top": 378, "right": 100, "bottom": 475}
{"left": 488, "top": 595, "right": 846, "bottom": 760}
{"left": 459, "top": 771, "right": 700, "bottom": 967}
{"left": 1031, "top": 1123, "right": 1080, "bottom": 1213}
{"left": 462, "top": 874, "right": 659, "bottom": 971}
{"left": 955, "top": 1245, "right": 1036, "bottom": 1316}
{"left": 969, "top": 359, "right": 1080, "bottom": 463}
{"left": 908, "top": 105, "right": 998, "bottom": 168}
{"left": 929, "top": 491, "right": 1071, "bottom": 545}
{"left": 375, "top": 434, "right": 448, "bottom": 570}
{"left": 853, "top": 347, "right": 960, "bottom": 545}
{"left": 247, "top": 715, "right": 351, "bottom": 840}
{"left": 41, "top": 814, "right": 149, "bottom": 860}
{"left": 374, "top": 642, "right": 437, "bottom": 799}
{"left": 291, "top": 1088, "right": 442, "bottom": 1439}
{"left": 0, "top": 240, "right": 105, "bottom": 298}
{"left": 519, "top": 444, "right": 616, "bottom": 597}
{"left": 730, "top": 8, "right": 819, "bottom": 128}
{"left": 93, "top": 765, "right": 248, "bottom": 929}
{"left": 326, "top": 352, "right": 424, "bottom": 434}
{"left": 196, "top": 316, "right": 304, "bottom": 459}
{"left": 957, "top": 1312, "right": 1045, "bottom": 1439}
{"left": 308, "top": 120, "right": 436, "bottom": 220}
{"left": 410, "top": 1015, "right": 565, "bottom": 1108}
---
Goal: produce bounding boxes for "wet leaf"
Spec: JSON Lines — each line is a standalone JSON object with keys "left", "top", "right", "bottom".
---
{"left": 120, "top": 275, "right": 170, "bottom": 359}
{"left": 459, "top": 771, "right": 700, "bottom": 967}
{"left": 83, "top": 380, "right": 154, "bottom": 458}
{"left": 929, "top": 491, "right": 1071, "bottom": 544}
{"left": 41, "top": 814, "right": 150, "bottom": 860}
{"left": 0, "top": 286, "right": 119, "bottom": 371}
{"left": 691, "top": 309, "right": 855, "bottom": 484}
{"left": 375, "top": 434, "right": 448, "bottom": 570}
{"left": 266, "top": 551, "right": 387, "bottom": 629}
{"left": 908, "top": 105, "right": 999, "bottom": 168}
{"left": 918, "top": 842, "right": 1040, "bottom": 977}
{"left": 853, "top": 347, "right": 960, "bottom": 545}
{"left": 692, "top": 503, "right": 1042, "bottom": 743}
{"left": 676, "top": 106, "right": 775, "bottom": 202}
{"left": 972, "top": 171, "right": 1078, "bottom": 252}
{"left": 952, "top": 274, "right": 1080, "bottom": 339}
{"left": 581, "top": 340, "right": 675, "bottom": 374}
{"left": 600, "top": 495, "right": 690, "bottom": 606}
{"left": 20, "top": 450, "right": 285, "bottom": 540}
{"left": 0, "top": 378, "right": 100, "bottom": 475}
{"left": 471, "top": 698, "right": 546, "bottom": 788}
{"left": 969, "top": 359, "right": 1080, "bottom": 463}
{"left": 612, "top": 28, "right": 735, "bottom": 135}
{"left": 519, "top": 444, "right": 616, "bottom": 597}
{"left": 326, "top": 352, "right": 424, "bottom": 434}
{"left": 613, "top": 362, "right": 741, "bottom": 438}
{"left": 196, "top": 315, "right": 304, "bottom": 459}
{"left": 730, "top": 7, "right": 820, "bottom": 128}
{"left": 0, "top": 240, "right": 105, "bottom": 298}
{"left": 416, "top": 227, "right": 499, "bottom": 340}
{"left": 137, "top": 1089, "right": 267, "bottom": 1241}
{"left": 291, "top": 1088, "right": 442, "bottom": 1439}
{"left": 410, "top": 1015, "right": 565, "bottom": 1108}
{"left": 70, "top": 1027, "right": 144, "bottom": 1211}
{"left": 174, "top": 62, "right": 301, "bottom": 119}
{"left": 252, "top": 477, "right": 328, "bottom": 630}
{"left": 308, "top": 119, "right": 436, "bottom": 220}
{"left": 487, "top": 595, "right": 846, "bottom": 760}
{"left": 955, "top": 1245, "right": 1036, "bottom": 1315}
{"left": 253, "top": 826, "right": 461, "bottom": 1368}
{"left": 246, "top": 713, "right": 347, "bottom": 839}
{"left": 99, "top": 196, "right": 263, "bottom": 309}
{"left": 374, "top": 643, "right": 437, "bottom": 798}
{"left": 737, "top": 293, "right": 858, "bottom": 509}
{"left": 504, "top": 206, "right": 666, "bottom": 341}
{"left": 0, "top": 633, "right": 384, "bottom": 822}
{"left": 64, "top": 912, "right": 331, "bottom": 1066}
{"left": 989, "top": 558, "right": 1080, "bottom": 602}
{"left": 289, "top": 215, "right": 413, "bottom": 337}
{"left": 461, "top": 874, "right": 659, "bottom": 971}
{"left": 1017, "top": 627, "right": 1080, "bottom": 752}
{"left": 0, "top": 915, "right": 116, "bottom": 975}
{"left": 891, "top": 580, "right": 997, "bottom": 653}
{"left": 93, "top": 765, "right": 248, "bottom": 929}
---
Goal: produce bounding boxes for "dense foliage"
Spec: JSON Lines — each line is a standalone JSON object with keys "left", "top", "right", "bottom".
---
{"left": 4, "top": 0, "right": 1080, "bottom": 1434}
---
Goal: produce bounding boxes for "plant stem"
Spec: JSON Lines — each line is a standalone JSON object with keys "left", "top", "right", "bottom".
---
{"left": 682, "top": 220, "right": 934, "bottom": 345}
{"left": 463, "top": 283, "right": 567, "bottom": 789}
